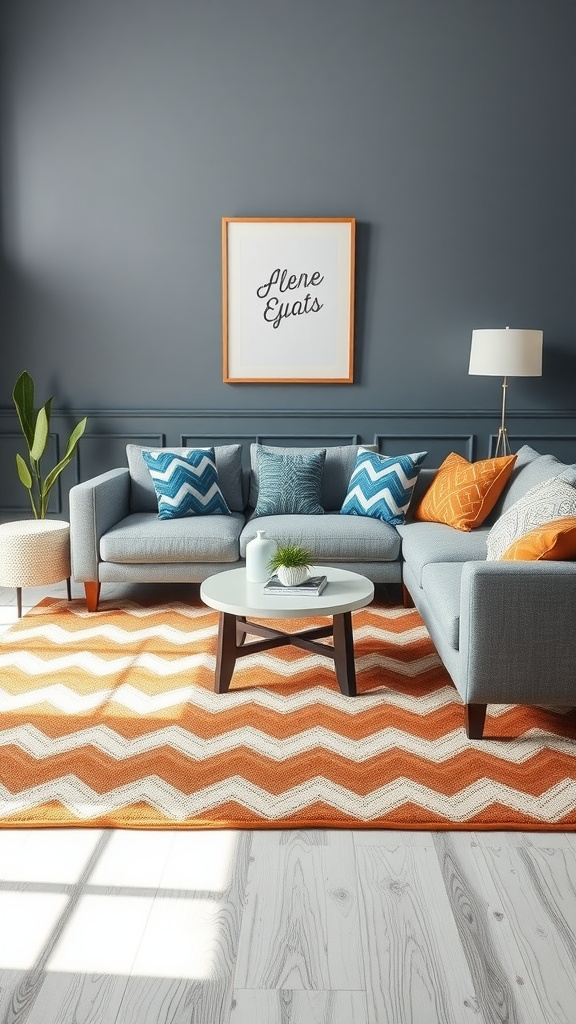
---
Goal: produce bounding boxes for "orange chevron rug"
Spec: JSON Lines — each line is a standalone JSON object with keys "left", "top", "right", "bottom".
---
{"left": 1, "top": 597, "right": 576, "bottom": 830}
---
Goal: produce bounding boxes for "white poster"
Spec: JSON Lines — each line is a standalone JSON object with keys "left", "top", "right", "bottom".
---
{"left": 222, "top": 218, "right": 355, "bottom": 383}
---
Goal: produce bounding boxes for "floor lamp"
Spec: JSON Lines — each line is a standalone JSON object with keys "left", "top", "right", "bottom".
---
{"left": 468, "top": 328, "right": 543, "bottom": 457}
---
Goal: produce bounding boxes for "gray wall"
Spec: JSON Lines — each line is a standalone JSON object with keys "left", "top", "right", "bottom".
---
{"left": 1, "top": 0, "right": 576, "bottom": 515}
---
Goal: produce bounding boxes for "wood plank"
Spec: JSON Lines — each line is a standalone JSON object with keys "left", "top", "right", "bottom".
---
{"left": 353, "top": 830, "right": 433, "bottom": 848}
{"left": 317, "top": 831, "right": 363, "bottom": 990}
{"left": 3, "top": 833, "right": 122, "bottom": 1024}
{"left": 355, "top": 843, "right": 478, "bottom": 1023}
{"left": 24, "top": 972, "right": 130, "bottom": 1024}
{"left": 231, "top": 989, "right": 368, "bottom": 1024}
{"left": 434, "top": 832, "right": 576, "bottom": 1024}
{"left": 234, "top": 831, "right": 332, "bottom": 990}
{"left": 112, "top": 831, "right": 253, "bottom": 1024}
{"left": 470, "top": 831, "right": 573, "bottom": 851}
{"left": 432, "top": 833, "right": 522, "bottom": 1023}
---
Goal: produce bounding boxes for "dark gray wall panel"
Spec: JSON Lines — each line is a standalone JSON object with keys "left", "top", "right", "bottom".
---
{"left": 0, "top": 0, "right": 575, "bottom": 418}
{"left": 374, "top": 434, "right": 475, "bottom": 464}
{"left": 2, "top": 410, "right": 576, "bottom": 521}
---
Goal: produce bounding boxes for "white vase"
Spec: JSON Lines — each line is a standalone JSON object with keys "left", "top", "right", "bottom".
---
{"left": 245, "top": 530, "right": 278, "bottom": 583}
{"left": 277, "top": 565, "right": 309, "bottom": 587}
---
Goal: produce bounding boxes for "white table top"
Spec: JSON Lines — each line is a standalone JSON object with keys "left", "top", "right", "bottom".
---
{"left": 200, "top": 566, "right": 374, "bottom": 619}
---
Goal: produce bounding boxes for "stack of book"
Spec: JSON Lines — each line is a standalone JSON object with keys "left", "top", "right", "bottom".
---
{"left": 263, "top": 574, "right": 328, "bottom": 597}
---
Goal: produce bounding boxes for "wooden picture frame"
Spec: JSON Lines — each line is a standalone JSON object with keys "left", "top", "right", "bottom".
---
{"left": 222, "top": 217, "right": 355, "bottom": 383}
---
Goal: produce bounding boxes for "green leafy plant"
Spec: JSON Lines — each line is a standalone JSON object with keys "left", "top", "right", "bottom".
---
{"left": 12, "top": 370, "right": 88, "bottom": 519}
{"left": 267, "top": 543, "right": 313, "bottom": 574}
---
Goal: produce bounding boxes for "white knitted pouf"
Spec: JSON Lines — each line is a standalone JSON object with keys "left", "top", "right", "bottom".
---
{"left": 0, "top": 519, "right": 71, "bottom": 617}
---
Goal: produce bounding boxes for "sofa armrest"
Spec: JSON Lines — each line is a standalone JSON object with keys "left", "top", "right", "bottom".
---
{"left": 69, "top": 468, "right": 131, "bottom": 581}
{"left": 459, "top": 560, "right": 576, "bottom": 704}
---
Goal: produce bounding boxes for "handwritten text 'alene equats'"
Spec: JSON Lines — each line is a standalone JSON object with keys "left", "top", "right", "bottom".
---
{"left": 256, "top": 268, "right": 324, "bottom": 329}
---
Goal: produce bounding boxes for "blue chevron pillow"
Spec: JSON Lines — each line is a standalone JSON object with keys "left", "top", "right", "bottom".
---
{"left": 340, "top": 448, "right": 428, "bottom": 525}
{"left": 141, "top": 448, "right": 231, "bottom": 519}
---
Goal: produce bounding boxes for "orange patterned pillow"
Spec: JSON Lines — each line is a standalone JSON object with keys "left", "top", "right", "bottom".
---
{"left": 414, "top": 452, "right": 517, "bottom": 531}
{"left": 499, "top": 516, "right": 576, "bottom": 561}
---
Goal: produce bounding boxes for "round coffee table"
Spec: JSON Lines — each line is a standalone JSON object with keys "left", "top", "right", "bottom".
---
{"left": 200, "top": 566, "right": 374, "bottom": 696}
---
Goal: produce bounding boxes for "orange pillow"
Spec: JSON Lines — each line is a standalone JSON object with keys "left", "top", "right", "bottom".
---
{"left": 414, "top": 452, "right": 517, "bottom": 531}
{"left": 499, "top": 516, "right": 576, "bottom": 561}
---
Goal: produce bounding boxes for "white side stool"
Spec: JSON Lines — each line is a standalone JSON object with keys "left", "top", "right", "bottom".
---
{"left": 0, "top": 520, "right": 71, "bottom": 618}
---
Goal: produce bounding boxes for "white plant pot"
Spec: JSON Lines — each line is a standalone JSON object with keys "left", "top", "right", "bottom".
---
{"left": 277, "top": 565, "right": 309, "bottom": 587}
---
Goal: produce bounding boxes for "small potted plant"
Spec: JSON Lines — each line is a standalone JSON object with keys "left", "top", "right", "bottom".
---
{"left": 268, "top": 543, "right": 313, "bottom": 587}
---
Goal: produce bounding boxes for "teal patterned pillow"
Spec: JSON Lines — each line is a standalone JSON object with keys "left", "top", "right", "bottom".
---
{"left": 141, "top": 448, "right": 231, "bottom": 520}
{"left": 253, "top": 447, "right": 326, "bottom": 516}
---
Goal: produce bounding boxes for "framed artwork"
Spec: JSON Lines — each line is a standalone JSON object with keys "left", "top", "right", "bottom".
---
{"left": 222, "top": 217, "right": 355, "bottom": 383}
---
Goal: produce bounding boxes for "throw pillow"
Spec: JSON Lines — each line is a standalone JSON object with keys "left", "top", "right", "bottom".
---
{"left": 253, "top": 447, "right": 325, "bottom": 516}
{"left": 486, "top": 476, "right": 576, "bottom": 560}
{"left": 141, "top": 448, "right": 231, "bottom": 520}
{"left": 499, "top": 516, "right": 576, "bottom": 561}
{"left": 248, "top": 443, "right": 378, "bottom": 511}
{"left": 340, "top": 448, "right": 428, "bottom": 525}
{"left": 127, "top": 443, "right": 244, "bottom": 513}
{"left": 413, "top": 452, "right": 517, "bottom": 532}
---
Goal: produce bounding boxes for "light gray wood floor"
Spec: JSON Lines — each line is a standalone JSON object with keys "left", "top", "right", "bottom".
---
{"left": 1, "top": 581, "right": 575, "bottom": 1024}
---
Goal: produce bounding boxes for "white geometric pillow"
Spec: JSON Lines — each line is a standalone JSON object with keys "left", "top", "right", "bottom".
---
{"left": 486, "top": 476, "right": 576, "bottom": 560}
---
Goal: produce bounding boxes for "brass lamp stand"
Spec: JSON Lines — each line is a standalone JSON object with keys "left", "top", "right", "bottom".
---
{"left": 494, "top": 375, "right": 512, "bottom": 457}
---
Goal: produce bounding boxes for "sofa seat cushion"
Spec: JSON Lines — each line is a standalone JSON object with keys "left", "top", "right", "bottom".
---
{"left": 420, "top": 562, "right": 464, "bottom": 650}
{"left": 100, "top": 512, "right": 245, "bottom": 564}
{"left": 397, "top": 521, "right": 488, "bottom": 586}
{"left": 240, "top": 513, "right": 401, "bottom": 562}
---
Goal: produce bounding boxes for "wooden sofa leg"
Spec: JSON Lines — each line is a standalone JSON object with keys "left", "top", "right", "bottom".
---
{"left": 84, "top": 582, "right": 101, "bottom": 612}
{"left": 402, "top": 583, "right": 415, "bottom": 608}
{"left": 465, "top": 703, "right": 487, "bottom": 739}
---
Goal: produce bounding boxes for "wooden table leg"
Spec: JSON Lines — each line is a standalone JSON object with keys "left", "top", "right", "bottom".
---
{"left": 236, "top": 615, "right": 247, "bottom": 645}
{"left": 332, "top": 611, "right": 357, "bottom": 697}
{"left": 215, "top": 612, "right": 238, "bottom": 693}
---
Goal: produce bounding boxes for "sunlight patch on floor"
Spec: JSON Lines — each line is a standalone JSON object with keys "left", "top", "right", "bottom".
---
{"left": 157, "top": 830, "right": 238, "bottom": 893}
{"left": 0, "top": 829, "right": 103, "bottom": 884}
{"left": 0, "top": 892, "right": 69, "bottom": 969}
{"left": 45, "top": 893, "right": 220, "bottom": 980}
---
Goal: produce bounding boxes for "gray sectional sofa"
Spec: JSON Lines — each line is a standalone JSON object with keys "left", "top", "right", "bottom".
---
{"left": 69, "top": 442, "right": 576, "bottom": 738}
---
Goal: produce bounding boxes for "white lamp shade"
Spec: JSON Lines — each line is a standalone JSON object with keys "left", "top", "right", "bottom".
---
{"left": 469, "top": 328, "right": 543, "bottom": 377}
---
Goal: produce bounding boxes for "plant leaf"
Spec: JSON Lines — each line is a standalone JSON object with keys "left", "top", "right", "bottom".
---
{"left": 42, "top": 417, "right": 88, "bottom": 497}
{"left": 61, "top": 416, "right": 88, "bottom": 461}
{"left": 12, "top": 371, "right": 35, "bottom": 450}
{"left": 15, "top": 453, "right": 33, "bottom": 489}
{"left": 30, "top": 403, "right": 50, "bottom": 462}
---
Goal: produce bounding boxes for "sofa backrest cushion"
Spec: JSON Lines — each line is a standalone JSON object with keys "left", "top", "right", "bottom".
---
{"left": 487, "top": 445, "right": 576, "bottom": 523}
{"left": 248, "top": 443, "right": 377, "bottom": 512}
{"left": 127, "top": 443, "right": 244, "bottom": 513}
{"left": 405, "top": 467, "right": 437, "bottom": 518}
